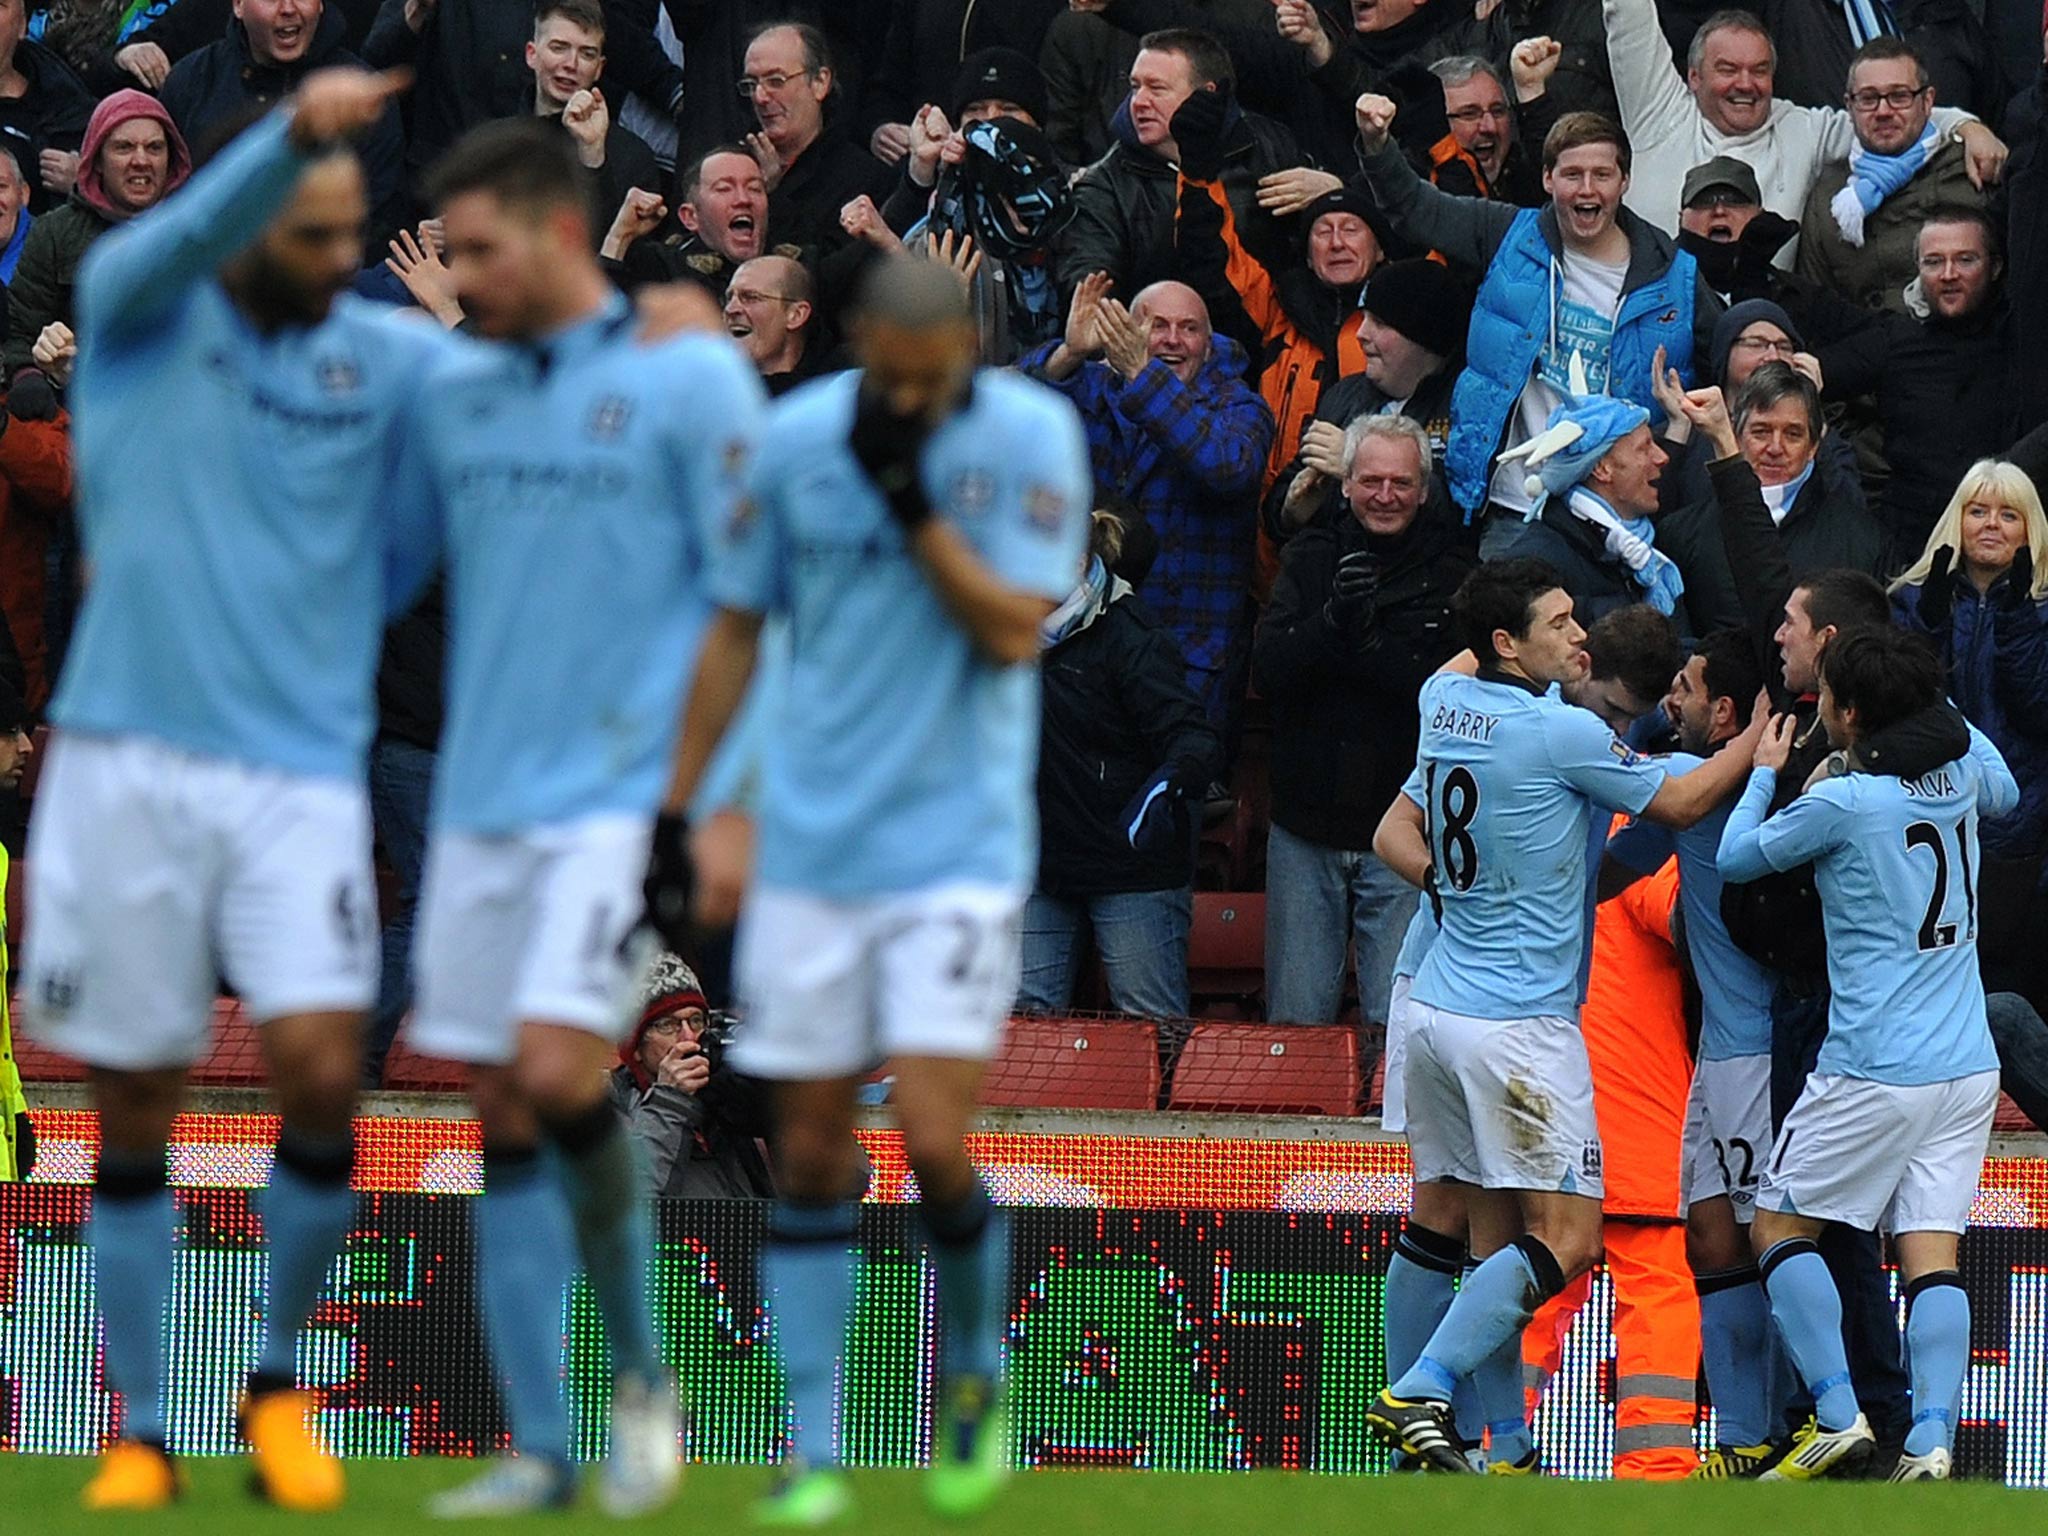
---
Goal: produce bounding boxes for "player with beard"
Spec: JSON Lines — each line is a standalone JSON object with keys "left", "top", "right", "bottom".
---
{"left": 22, "top": 68, "right": 425, "bottom": 1514}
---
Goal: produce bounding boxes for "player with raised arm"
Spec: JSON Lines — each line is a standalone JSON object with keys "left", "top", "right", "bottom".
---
{"left": 21, "top": 68, "right": 424, "bottom": 1513}
{"left": 396, "top": 119, "right": 766, "bottom": 1517}
{"left": 1719, "top": 628, "right": 2019, "bottom": 1483}
{"left": 1365, "top": 558, "right": 1762, "bottom": 1472}
{"left": 1606, "top": 629, "right": 1782, "bottom": 1477}
{"left": 648, "top": 255, "right": 1090, "bottom": 1525}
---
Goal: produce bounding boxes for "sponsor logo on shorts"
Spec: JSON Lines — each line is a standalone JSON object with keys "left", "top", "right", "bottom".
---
{"left": 36, "top": 967, "right": 80, "bottom": 1016}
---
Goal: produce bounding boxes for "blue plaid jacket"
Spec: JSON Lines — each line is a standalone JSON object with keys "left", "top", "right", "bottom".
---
{"left": 1021, "top": 335, "right": 1273, "bottom": 715}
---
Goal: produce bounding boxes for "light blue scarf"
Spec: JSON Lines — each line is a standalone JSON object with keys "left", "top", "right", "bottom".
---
{"left": 1042, "top": 557, "right": 1120, "bottom": 648}
{"left": 1566, "top": 487, "right": 1686, "bottom": 617}
{"left": 1832, "top": 118, "right": 1936, "bottom": 248}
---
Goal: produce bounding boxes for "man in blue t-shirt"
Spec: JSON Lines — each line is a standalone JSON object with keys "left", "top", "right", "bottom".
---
{"left": 20, "top": 70, "right": 419, "bottom": 1516}
{"left": 652, "top": 255, "right": 1090, "bottom": 1524}
{"left": 1608, "top": 627, "right": 1781, "bottom": 1474}
{"left": 1719, "top": 628, "right": 2018, "bottom": 1483}
{"left": 395, "top": 120, "right": 763, "bottom": 1520}
{"left": 1365, "top": 557, "right": 1761, "bottom": 1472}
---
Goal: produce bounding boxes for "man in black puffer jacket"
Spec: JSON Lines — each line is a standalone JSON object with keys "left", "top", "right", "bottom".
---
{"left": 1024, "top": 511, "right": 1220, "bottom": 1021}
{"left": 1253, "top": 412, "right": 1470, "bottom": 1028}
{"left": 1056, "top": 28, "right": 1300, "bottom": 304}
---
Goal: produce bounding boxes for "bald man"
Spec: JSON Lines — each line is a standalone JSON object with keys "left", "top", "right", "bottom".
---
{"left": 723, "top": 254, "right": 818, "bottom": 394}
{"left": 1022, "top": 269, "right": 1274, "bottom": 727}
{"left": 657, "top": 254, "right": 1090, "bottom": 1522}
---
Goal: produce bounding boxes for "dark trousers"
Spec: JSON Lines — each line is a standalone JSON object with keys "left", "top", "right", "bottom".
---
{"left": 362, "top": 736, "right": 434, "bottom": 1088}
{"left": 1770, "top": 985, "right": 1911, "bottom": 1441}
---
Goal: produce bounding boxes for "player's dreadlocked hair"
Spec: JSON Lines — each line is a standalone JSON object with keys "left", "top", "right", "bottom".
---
{"left": 425, "top": 117, "right": 589, "bottom": 225}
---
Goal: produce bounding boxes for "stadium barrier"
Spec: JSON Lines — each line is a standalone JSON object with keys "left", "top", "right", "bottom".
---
{"left": 6, "top": 1109, "right": 2048, "bottom": 1481}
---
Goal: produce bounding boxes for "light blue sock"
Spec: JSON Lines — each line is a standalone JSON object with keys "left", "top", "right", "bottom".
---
{"left": 255, "top": 1132, "right": 355, "bottom": 1385}
{"left": 476, "top": 1147, "right": 575, "bottom": 1461}
{"left": 1474, "top": 1331, "right": 1531, "bottom": 1464}
{"left": 1759, "top": 1241, "right": 1859, "bottom": 1433}
{"left": 764, "top": 1200, "right": 858, "bottom": 1467}
{"left": 550, "top": 1104, "right": 662, "bottom": 1382}
{"left": 1383, "top": 1224, "right": 1461, "bottom": 1387}
{"left": 91, "top": 1155, "right": 174, "bottom": 1446}
{"left": 1697, "top": 1267, "right": 1772, "bottom": 1448}
{"left": 1392, "top": 1240, "right": 1557, "bottom": 1403}
{"left": 1903, "top": 1275, "right": 1969, "bottom": 1458}
{"left": 922, "top": 1182, "right": 1006, "bottom": 1382}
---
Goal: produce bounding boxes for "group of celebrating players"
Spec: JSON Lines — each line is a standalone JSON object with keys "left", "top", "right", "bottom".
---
{"left": 23, "top": 53, "right": 2018, "bottom": 1524}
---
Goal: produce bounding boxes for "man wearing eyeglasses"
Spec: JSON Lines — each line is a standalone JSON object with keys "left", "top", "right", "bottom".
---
{"left": 723, "top": 253, "right": 822, "bottom": 395}
{"left": 737, "top": 20, "right": 889, "bottom": 256}
{"left": 1797, "top": 39, "right": 1986, "bottom": 316}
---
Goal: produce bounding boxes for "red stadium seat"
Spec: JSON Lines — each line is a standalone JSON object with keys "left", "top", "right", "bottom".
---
{"left": 1366, "top": 1051, "right": 1387, "bottom": 1115}
{"left": 1166, "top": 1021, "right": 1360, "bottom": 1117}
{"left": 1188, "top": 892, "right": 1265, "bottom": 1019}
{"left": 9, "top": 1020, "right": 85, "bottom": 1082}
{"left": 190, "top": 999, "right": 265, "bottom": 1086}
{"left": 379, "top": 1037, "right": 471, "bottom": 1093}
{"left": 1995, "top": 1092, "right": 2036, "bottom": 1133}
{"left": 982, "top": 1016, "right": 1160, "bottom": 1111}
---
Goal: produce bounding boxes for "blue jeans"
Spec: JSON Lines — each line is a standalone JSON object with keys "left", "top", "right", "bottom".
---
{"left": 1017, "top": 888, "right": 1192, "bottom": 1020}
{"left": 363, "top": 736, "right": 434, "bottom": 1087}
{"left": 1263, "top": 822, "right": 1409, "bottom": 1026}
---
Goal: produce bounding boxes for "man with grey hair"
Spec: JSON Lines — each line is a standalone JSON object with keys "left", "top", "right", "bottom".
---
{"left": 1252, "top": 411, "right": 1473, "bottom": 1029}
{"left": 1422, "top": 54, "right": 1543, "bottom": 205}
{"left": 1600, "top": 0, "right": 2002, "bottom": 238}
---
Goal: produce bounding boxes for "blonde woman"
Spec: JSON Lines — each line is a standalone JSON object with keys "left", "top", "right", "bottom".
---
{"left": 1890, "top": 459, "right": 2048, "bottom": 993}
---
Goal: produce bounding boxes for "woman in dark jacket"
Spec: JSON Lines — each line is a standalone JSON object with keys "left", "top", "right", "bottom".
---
{"left": 1020, "top": 510, "right": 1220, "bottom": 1020}
{"left": 1891, "top": 458, "right": 2048, "bottom": 1000}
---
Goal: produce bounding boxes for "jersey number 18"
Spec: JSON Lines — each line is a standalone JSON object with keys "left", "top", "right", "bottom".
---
{"left": 1425, "top": 762, "right": 1482, "bottom": 892}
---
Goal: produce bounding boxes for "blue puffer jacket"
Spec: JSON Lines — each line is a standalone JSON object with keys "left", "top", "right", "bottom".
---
{"left": 1448, "top": 206, "right": 1699, "bottom": 519}
{"left": 1894, "top": 570, "right": 2048, "bottom": 858}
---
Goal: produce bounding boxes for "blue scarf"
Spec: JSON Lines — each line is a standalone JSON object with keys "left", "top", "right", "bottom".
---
{"left": 1042, "top": 557, "right": 1118, "bottom": 648}
{"left": 1565, "top": 487, "right": 1686, "bottom": 617}
{"left": 1832, "top": 119, "right": 1936, "bottom": 248}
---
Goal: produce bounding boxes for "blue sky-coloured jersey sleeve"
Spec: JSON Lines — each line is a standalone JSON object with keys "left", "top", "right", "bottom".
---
{"left": 1543, "top": 704, "right": 1668, "bottom": 816}
{"left": 984, "top": 386, "right": 1092, "bottom": 604}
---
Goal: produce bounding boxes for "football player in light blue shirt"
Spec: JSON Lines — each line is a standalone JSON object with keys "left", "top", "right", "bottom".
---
{"left": 655, "top": 256, "right": 1089, "bottom": 1523}
{"left": 19, "top": 72, "right": 430, "bottom": 1515}
{"left": 394, "top": 121, "right": 764, "bottom": 1519}
{"left": 1365, "top": 558, "right": 1762, "bottom": 1472}
{"left": 1719, "top": 628, "right": 2017, "bottom": 1481}
{"left": 1606, "top": 629, "right": 1781, "bottom": 1465}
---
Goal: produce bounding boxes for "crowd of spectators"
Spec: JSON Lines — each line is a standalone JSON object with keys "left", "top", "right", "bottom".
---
{"left": 0, "top": 0, "right": 2045, "bottom": 1072}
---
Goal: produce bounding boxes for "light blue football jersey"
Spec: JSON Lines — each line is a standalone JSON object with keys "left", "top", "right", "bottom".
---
{"left": 710, "top": 369, "right": 1091, "bottom": 897}
{"left": 1404, "top": 669, "right": 1668, "bottom": 1021}
{"left": 58, "top": 113, "right": 447, "bottom": 780}
{"left": 1391, "top": 889, "right": 1437, "bottom": 982}
{"left": 1716, "top": 725, "right": 2018, "bottom": 1084}
{"left": 404, "top": 295, "right": 767, "bottom": 831}
{"left": 1610, "top": 751, "right": 1776, "bottom": 1059}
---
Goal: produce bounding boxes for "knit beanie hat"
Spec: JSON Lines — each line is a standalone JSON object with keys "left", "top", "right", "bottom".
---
{"left": 619, "top": 952, "right": 708, "bottom": 1081}
{"left": 1358, "top": 258, "right": 1472, "bottom": 360}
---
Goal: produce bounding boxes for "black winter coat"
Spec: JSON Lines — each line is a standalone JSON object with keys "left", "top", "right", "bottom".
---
{"left": 1037, "top": 590, "right": 1220, "bottom": 898}
{"left": 1766, "top": 0, "right": 2006, "bottom": 127}
{"left": 766, "top": 125, "right": 894, "bottom": 258}
{"left": 1259, "top": 366, "right": 1461, "bottom": 545}
{"left": 1056, "top": 97, "right": 1300, "bottom": 301}
{"left": 1495, "top": 502, "right": 1649, "bottom": 626}
{"left": 1812, "top": 287, "right": 2017, "bottom": 552}
{"left": 1254, "top": 512, "right": 1471, "bottom": 850}
{"left": 1655, "top": 436, "right": 1888, "bottom": 638}
{"left": 0, "top": 40, "right": 96, "bottom": 216}
{"left": 376, "top": 578, "right": 444, "bottom": 754}
{"left": 162, "top": 9, "right": 406, "bottom": 241}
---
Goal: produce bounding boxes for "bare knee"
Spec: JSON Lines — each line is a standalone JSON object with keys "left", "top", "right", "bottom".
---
{"left": 1524, "top": 1205, "right": 1604, "bottom": 1281}
{"left": 261, "top": 1012, "right": 360, "bottom": 1137}
{"left": 777, "top": 1119, "right": 855, "bottom": 1202}
{"left": 511, "top": 1025, "right": 610, "bottom": 1125}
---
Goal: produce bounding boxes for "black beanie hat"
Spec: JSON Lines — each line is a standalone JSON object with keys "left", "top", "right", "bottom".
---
{"left": 1358, "top": 258, "right": 1472, "bottom": 360}
{"left": 948, "top": 47, "right": 1048, "bottom": 127}
{"left": 1300, "top": 185, "right": 1393, "bottom": 254}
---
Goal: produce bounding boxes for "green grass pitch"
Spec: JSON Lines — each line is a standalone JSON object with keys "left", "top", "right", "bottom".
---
{"left": 6, "top": 1455, "right": 2047, "bottom": 1535}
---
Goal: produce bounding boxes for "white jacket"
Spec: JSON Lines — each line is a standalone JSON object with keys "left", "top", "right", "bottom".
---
{"left": 1603, "top": 0, "right": 1974, "bottom": 247}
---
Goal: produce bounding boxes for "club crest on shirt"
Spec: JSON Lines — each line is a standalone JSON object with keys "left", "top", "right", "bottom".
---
{"left": 1024, "top": 482, "right": 1067, "bottom": 535}
{"left": 947, "top": 468, "right": 995, "bottom": 518}
{"left": 1582, "top": 1140, "right": 1603, "bottom": 1179}
{"left": 316, "top": 355, "right": 360, "bottom": 396}
{"left": 587, "top": 394, "right": 633, "bottom": 441}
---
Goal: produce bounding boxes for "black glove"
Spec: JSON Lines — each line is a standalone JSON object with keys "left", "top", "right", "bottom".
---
{"left": 1119, "top": 767, "right": 1187, "bottom": 856}
{"left": 643, "top": 809, "right": 696, "bottom": 953}
{"left": 1997, "top": 546, "right": 2036, "bottom": 618}
{"left": 1324, "top": 548, "right": 1381, "bottom": 638}
{"left": 1169, "top": 84, "right": 1231, "bottom": 182}
{"left": 7, "top": 368, "right": 57, "bottom": 423}
{"left": 12, "top": 1110, "right": 33, "bottom": 1180}
{"left": 849, "top": 384, "right": 934, "bottom": 531}
{"left": 1916, "top": 545, "right": 1956, "bottom": 632}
